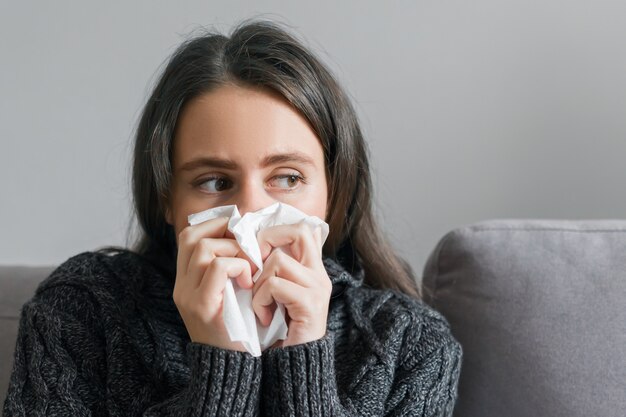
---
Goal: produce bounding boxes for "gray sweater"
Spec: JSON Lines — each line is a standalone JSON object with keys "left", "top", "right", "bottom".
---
{"left": 3, "top": 249, "right": 461, "bottom": 416}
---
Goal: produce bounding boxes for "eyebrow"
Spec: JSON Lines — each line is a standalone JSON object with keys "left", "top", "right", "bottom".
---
{"left": 178, "top": 152, "right": 317, "bottom": 172}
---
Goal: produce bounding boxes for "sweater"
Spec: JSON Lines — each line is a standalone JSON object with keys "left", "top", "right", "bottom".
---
{"left": 3, "top": 248, "right": 462, "bottom": 416}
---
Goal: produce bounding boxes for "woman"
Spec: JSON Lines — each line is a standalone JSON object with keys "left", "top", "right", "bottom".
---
{"left": 3, "top": 20, "right": 461, "bottom": 416}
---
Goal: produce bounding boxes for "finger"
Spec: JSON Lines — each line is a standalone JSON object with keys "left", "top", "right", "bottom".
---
{"left": 187, "top": 238, "right": 242, "bottom": 289}
{"left": 198, "top": 257, "right": 253, "bottom": 301}
{"left": 176, "top": 217, "right": 230, "bottom": 276}
{"left": 252, "top": 276, "right": 304, "bottom": 326}
{"left": 234, "top": 249, "right": 259, "bottom": 277}
{"left": 254, "top": 249, "right": 315, "bottom": 291}
{"left": 256, "top": 223, "right": 321, "bottom": 268}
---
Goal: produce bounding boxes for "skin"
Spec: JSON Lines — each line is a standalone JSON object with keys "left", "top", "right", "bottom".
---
{"left": 165, "top": 83, "right": 332, "bottom": 352}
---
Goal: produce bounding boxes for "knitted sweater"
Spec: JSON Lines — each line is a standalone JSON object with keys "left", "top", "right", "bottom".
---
{"left": 3, "top": 249, "right": 462, "bottom": 416}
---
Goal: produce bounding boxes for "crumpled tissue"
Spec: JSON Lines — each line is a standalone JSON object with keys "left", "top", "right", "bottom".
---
{"left": 187, "top": 202, "right": 329, "bottom": 356}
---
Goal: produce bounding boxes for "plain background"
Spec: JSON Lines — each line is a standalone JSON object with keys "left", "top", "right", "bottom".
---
{"left": 1, "top": 1, "right": 625, "bottom": 280}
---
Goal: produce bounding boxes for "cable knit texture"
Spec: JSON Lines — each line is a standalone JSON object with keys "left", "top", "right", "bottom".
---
{"left": 3, "top": 249, "right": 461, "bottom": 416}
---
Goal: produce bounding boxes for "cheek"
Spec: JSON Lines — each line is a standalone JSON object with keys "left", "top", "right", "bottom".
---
{"left": 167, "top": 190, "right": 205, "bottom": 239}
{"left": 167, "top": 204, "right": 190, "bottom": 245}
{"left": 307, "top": 184, "right": 328, "bottom": 221}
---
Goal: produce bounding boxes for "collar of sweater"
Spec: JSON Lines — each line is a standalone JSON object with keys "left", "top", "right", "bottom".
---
{"left": 323, "top": 256, "right": 364, "bottom": 299}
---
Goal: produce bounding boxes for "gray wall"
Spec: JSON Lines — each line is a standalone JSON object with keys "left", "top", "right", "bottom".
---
{"left": 2, "top": 1, "right": 626, "bottom": 278}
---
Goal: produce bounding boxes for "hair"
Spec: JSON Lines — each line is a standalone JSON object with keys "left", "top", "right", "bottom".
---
{"left": 130, "top": 19, "right": 420, "bottom": 298}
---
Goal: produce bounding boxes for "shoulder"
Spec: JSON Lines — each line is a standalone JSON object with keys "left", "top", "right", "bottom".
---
{"left": 344, "top": 286, "right": 462, "bottom": 366}
{"left": 31, "top": 248, "right": 160, "bottom": 313}
{"left": 37, "top": 249, "right": 136, "bottom": 291}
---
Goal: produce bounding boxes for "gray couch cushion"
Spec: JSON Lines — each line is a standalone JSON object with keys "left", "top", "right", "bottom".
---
{"left": 422, "top": 220, "right": 626, "bottom": 417}
{"left": 1, "top": 265, "right": 55, "bottom": 408}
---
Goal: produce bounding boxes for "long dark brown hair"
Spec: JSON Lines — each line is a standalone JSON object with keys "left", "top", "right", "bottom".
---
{"left": 130, "top": 19, "right": 420, "bottom": 298}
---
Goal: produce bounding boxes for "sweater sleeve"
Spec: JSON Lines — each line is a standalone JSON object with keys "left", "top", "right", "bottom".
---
{"left": 143, "top": 344, "right": 261, "bottom": 416}
{"left": 3, "top": 284, "right": 262, "bottom": 417}
{"left": 260, "top": 335, "right": 342, "bottom": 416}
{"left": 260, "top": 318, "right": 462, "bottom": 416}
{"left": 384, "top": 315, "right": 463, "bottom": 417}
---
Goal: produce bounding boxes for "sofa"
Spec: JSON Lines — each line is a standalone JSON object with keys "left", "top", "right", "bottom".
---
{"left": 2, "top": 219, "right": 626, "bottom": 415}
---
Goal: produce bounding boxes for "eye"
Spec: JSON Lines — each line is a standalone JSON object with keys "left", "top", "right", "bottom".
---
{"left": 197, "top": 176, "right": 232, "bottom": 193}
{"left": 269, "top": 174, "right": 305, "bottom": 190}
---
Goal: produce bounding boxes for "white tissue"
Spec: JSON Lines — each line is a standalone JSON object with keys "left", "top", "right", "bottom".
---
{"left": 187, "top": 202, "right": 329, "bottom": 356}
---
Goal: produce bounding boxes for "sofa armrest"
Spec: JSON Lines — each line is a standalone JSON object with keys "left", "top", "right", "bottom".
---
{"left": 423, "top": 220, "right": 626, "bottom": 417}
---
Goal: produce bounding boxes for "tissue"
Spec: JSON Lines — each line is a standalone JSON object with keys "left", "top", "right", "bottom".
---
{"left": 187, "top": 202, "right": 329, "bottom": 356}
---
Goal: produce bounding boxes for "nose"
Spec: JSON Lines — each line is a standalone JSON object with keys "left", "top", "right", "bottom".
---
{"left": 235, "top": 178, "right": 275, "bottom": 216}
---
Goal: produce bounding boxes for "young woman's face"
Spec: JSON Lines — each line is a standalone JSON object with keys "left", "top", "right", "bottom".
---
{"left": 166, "top": 84, "right": 328, "bottom": 242}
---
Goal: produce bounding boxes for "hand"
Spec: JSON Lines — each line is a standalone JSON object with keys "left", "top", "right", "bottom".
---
{"left": 172, "top": 217, "right": 255, "bottom": 352}
{"left": 252, "top": 223, "right": 331, "bottom": 347}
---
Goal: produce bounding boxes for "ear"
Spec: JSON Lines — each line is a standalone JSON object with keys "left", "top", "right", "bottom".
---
{"left": 164, "top": 197, "right": 174, "bottom": 226}
{"left": 165, "top": 207, "right": 173, "bottom": 225}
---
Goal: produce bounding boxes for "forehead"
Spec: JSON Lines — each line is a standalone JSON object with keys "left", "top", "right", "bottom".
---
{"left": 172, "top": 84, "right": 323, "bottom": 167}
